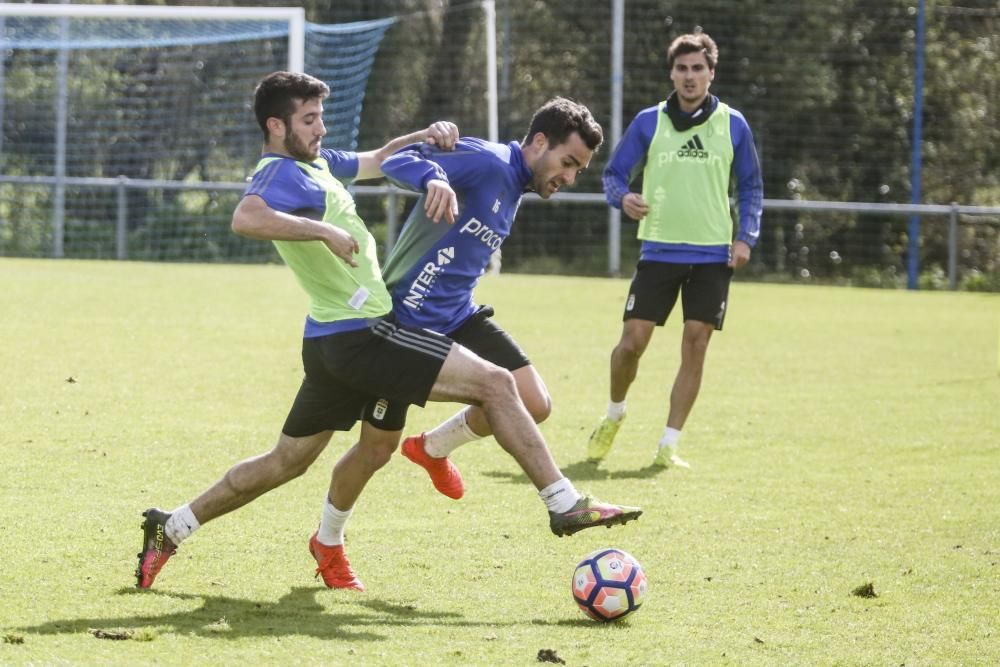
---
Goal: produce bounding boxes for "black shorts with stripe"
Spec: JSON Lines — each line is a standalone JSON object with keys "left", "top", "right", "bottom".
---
{"left": 373, "top": 305, "right": 531, "bottom": 430}
{"left": 281, "top": 314, "right": 452, "bottom": 437}
{"left": 624, "top": 260, "right": 733, "bottom": 330}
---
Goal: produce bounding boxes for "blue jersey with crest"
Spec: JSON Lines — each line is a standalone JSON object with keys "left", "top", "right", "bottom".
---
{"left": 381, "top": 137, "right": 532, "bottom": 334}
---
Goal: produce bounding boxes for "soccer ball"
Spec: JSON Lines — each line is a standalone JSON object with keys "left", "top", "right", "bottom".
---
{"left": 572, "top": 548, "right": 648, "bottom": 622}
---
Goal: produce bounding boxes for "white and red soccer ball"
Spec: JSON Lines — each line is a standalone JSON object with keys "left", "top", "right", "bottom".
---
{"left": 572, "top": 548, "right": 648, "bottom": 622}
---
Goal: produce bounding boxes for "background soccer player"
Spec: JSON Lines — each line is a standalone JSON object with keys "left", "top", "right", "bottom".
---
{"left": 587, "top": 32, "right": 763, "bottom": 469}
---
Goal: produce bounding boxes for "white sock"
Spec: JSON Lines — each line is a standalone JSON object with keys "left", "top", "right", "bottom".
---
{"left": 424, "top": 408, "right": 480, "bottom": 458}
{"left": 316, "top": 497, "right": 352, "bottom": 546}
{"left": 606, "top": 400, "right": 626, "bottom": 422}
{"left": 658, "top": 426, "right": 682, "bottom": 453}
{"left": 539, "top": 477, "right": 583, "bottom": 514}
{"left": 164, "top": 504, "right": 200, "bottom": 546}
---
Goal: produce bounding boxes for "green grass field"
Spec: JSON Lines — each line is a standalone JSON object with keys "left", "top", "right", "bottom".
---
{"left": 1, "top": 257, "right": 999, "bottom": 666}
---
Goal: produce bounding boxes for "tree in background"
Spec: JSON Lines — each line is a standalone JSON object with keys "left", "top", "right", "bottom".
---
{"left": 1, "top": 0, "right": 995, "bottom": 282}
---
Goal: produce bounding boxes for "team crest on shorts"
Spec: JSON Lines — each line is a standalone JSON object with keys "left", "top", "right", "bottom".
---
{"left": 373, "top": 398, "right": 389, "bottom": 420}
{"left": 626, "top": 294, "right": 636, "bottom": 311}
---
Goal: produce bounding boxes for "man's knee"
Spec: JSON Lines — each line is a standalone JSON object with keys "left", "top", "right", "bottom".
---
{"left": 270, "top": 432, "right": 327, "bottom": 482}
{"left": 364, "top": 435, "right": 399, "bottom": 469}
{"left": 682, "top": 322, "right": 714, "bottom": 355}
{"left": 616, "top": 325, "right": 652, "bottom": 359}
{"left": 270, "top": 446, "right": 313, "bottom": 481}
{"left": 524, "top": 392, "right": 552, "bottom": 424}
{"left": 476, "top": 365, "right": 517, "bottom": 404}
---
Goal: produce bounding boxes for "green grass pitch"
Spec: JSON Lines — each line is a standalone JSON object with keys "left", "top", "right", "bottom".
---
{"left": 1, "top": 257, "right": 998, "bottom": 665}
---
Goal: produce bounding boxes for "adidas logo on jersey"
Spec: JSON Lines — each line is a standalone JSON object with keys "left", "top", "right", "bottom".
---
{"left": 676, "top": 134, "right": 709, "bottom": 159}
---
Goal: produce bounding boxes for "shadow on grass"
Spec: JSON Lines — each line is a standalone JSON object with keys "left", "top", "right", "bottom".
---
{"left": 551, "top": 618, "right": 636, "bottom": 628}
{"left": 17, "top": 586, "right": 529, "bottom": 641}
{"left": 483, "top": 459, "right": 667, "bottom": 485}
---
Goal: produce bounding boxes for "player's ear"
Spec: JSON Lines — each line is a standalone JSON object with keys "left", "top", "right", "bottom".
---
{"left": 530, "top": 131, "right": 548, "bottom": 151}
{"left": 266, "top": 116, "right": 286, "bottom": 140}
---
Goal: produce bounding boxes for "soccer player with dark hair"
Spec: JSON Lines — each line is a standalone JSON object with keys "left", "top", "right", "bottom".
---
{"left": 135, "top": 74, "right": 640, "bottom": 592}
{"left": 586, "top": 32, "right": 763, "bottom": 469}
{"left": 378, "top": 97, "right": 604, "bottom": 500}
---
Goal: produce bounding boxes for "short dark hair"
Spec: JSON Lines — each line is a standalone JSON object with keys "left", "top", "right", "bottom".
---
{"left": 667, "top": 32, "right": 719, "bottom": 71}
{"left": 253, "top": 71, "right": 330, "bottom": 140}
{"left": 523, "top": 97, "right": 603, "bottom": 152}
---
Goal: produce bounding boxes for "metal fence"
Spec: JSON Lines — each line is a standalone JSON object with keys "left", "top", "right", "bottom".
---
{"left": 2, "top": 173, "right": 997, "bottom": 291}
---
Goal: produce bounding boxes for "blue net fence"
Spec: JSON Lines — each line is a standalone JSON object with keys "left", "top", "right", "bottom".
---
{"left": 0, "top": 14, "right": 392, "bottom": 262}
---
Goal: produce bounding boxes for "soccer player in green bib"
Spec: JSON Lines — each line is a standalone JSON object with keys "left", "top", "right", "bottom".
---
{"left": 586, "top": 32, "right": 763, "bottom": 469}
{"left": 136, "top": 72, "right": 641, "bottom": 593}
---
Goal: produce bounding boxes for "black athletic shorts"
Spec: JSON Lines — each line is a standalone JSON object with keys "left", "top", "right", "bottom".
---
{"left": 446, "top": 305, "right": 531, "bottom": 372}
{"left": 281, "top": 314, "right": 452, "bottom": 437}
{"left": 373, "top": 305, "right": 530, "bottom": 429}
{"left": 623, "top": 260, "right": 733, "bottom": 330}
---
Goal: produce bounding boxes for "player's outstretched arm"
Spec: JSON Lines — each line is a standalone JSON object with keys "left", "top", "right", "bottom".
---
{"left": 354, "top": 121, "right": 459, "bottom": 180}
{"left": 232, "top": 195, "right": 359, "bottom": 267}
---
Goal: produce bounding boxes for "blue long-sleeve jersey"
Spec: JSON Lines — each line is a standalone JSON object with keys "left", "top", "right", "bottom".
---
{"left": 603, "top": 97, "right": 763, "bottom": 263}
{"left": 380, "top": 137, "right": 531, "bottom": 333}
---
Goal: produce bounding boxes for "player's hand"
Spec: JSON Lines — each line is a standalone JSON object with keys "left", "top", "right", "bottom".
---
{"left": 425, "top": 178, "right": 459, "bottom": 224}
{"left": 321, "top": 225, "right": 360, "bottom": 267}
{"left": 729, "top": 240, "right": 751, "bottom": 268}
{"left": 424, "top": 121, "right": 459, "bottom": 151}
{"left": 622, "top": 192, "right": 649, "bottom": 221}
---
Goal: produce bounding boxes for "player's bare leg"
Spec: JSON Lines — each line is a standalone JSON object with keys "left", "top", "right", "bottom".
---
{"left": 587, "top": 319, "right": 655, "bottom": 462}
{"left": 137, "top": 431, "right": 333, "bottom": 588}
{"left": 311, "top": 423, "right": 400, "bottom": 592}
{"left": 463, "top": 364, "right": 552, "bottom": 434}
{"left": 428, "top": 345, "right": 561, "bottom": 490}
{"left": 189, "top": 431, "right": 333, "bottom": 523}
{"left": 329, "top": 422, "right": 401, "bottom": 510}
{"left": 655, "top": 319, "right": 714, "bottom": 468}
{"left": 610, "top": 319, "right": 656, "bottom": 401}
{"left": 429, "top": 344, "right": 641, "bottom": 535}
{"left": 310, "top": 425, "right": 401, "bottom": 592}
{"left": 405, "top": 365, "right": 550, "bottom": 499}
{"left": 667, "top": 320, "right": 713, "bottom": 429}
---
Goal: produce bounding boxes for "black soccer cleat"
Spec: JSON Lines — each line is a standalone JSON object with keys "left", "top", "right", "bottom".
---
{"left": 135, "top": 508, "right": 177, "bottom": 589}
